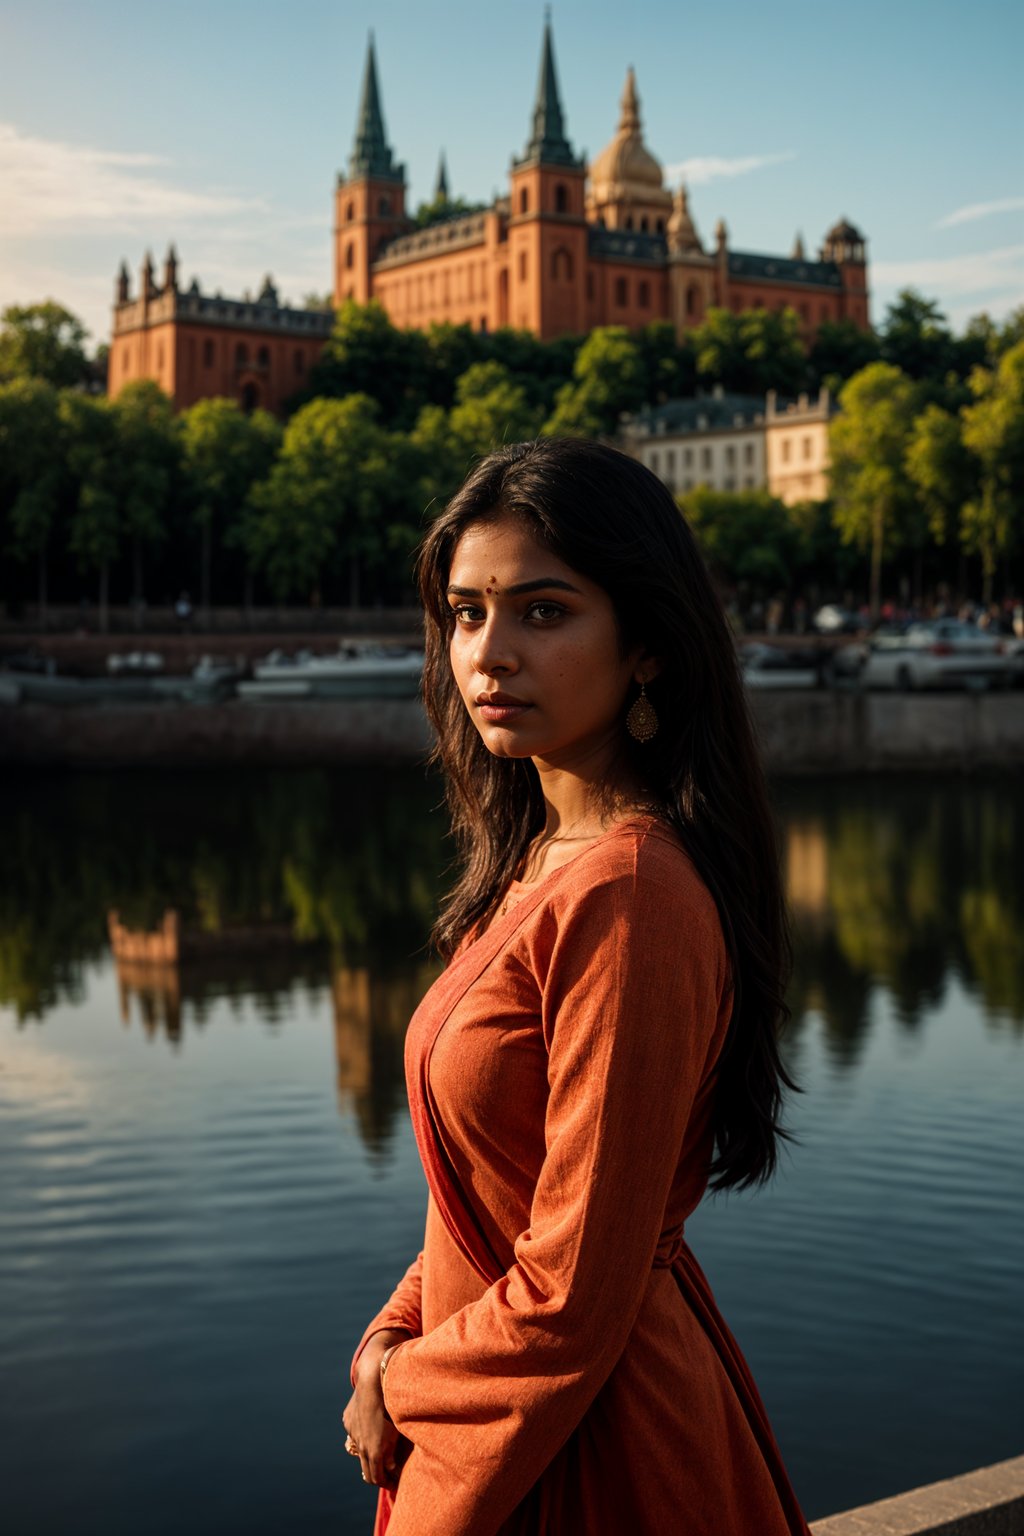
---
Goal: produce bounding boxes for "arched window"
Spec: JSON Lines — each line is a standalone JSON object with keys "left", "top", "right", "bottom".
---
{"left": 614, "top": 276, "right": 627, "bottom": 306}
{"left": 555, "top": 183, "right": 568, "bottom": 213}
{"left": 518, "top": 251, "right": 528, "bottom": 281}
{"left": 235, "top": 342, "right": 249, "bottom": 367}
{"left": 638, "top": 279, "right": 650, "bottom": 307}
{"left": 346, "top": 201, "right": 354, "bottom": 221}
{"left": 294, "top": 349, "right": 306, "bottom": 376}
{"left": 640, "top": 216, "right": 649, "bottom": 233}
{"left": 257, "top": 345, "right": 270, "bottom": 368}
{"left": 551, "top": 247, "right": 573, "bottom": 282}
{"left": 656, "top": 218, "right": 665, "bottom": 234}
{"left": 157, "top": 344, "right": 164, "bottom": 369}
{"left": 203, "top": 339, "right": 215, "bottom": 368}
{"left": 686, "top": 285, "right": 699, "bottom": 318}
{"left": 519, "top": 187, "right": 529, "bottom": 214}
{"left": 345, "top": 243, "right": 355, "bottom": 270}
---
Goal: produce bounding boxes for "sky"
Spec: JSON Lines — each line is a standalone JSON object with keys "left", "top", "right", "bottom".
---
{"left": 1, "top": 0, "right": 1022, "bottom": 351}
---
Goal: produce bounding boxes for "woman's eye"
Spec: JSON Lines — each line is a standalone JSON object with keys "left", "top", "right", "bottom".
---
{"left": 526, "top": 602, "right": 565, "bottom": 622}
{"left": 450, "top": 604, "right": 483, "bottom": 624}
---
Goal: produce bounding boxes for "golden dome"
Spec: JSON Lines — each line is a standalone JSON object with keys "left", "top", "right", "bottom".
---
{"left": 589, "top": 68, "right": 671, "bottom": 209}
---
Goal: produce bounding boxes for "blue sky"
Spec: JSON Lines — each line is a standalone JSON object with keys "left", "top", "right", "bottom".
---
{"left": 1, "top": 0, "right": 1021, "bottom": 350}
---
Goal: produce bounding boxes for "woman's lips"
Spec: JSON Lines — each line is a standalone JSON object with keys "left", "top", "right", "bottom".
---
{"left": 477, "top": 701, "right": 533, "bottom": 724}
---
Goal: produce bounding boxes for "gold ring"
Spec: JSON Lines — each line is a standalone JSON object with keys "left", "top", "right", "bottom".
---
{"left": 345, "top": 1435, "right": 361, "bottom": 1457}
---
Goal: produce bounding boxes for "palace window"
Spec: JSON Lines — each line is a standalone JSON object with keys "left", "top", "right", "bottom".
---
{"left": 345, "top": 243, "right": 355, "bottom": 270}
{"left": 555, "top": 183, "right": 568, "bottom": 213}
{"left": 701, "top": 447, "right": 712, "bottom": 470}
{"left": 803, "top": 435, "right": 812, "bottom": 460}
{"left": 157, "top": 344, "right": 164, "bottom": 370}
{"left": 725, "top": 444, "right": 735, "bottom": 466}
{"left": 683, "top": 447, "right": 692, "bottom": 467}
{"left": 640, "top": 216, "right": 649, "bottom": 233}
{"left": 650, "top": 451, "right": 660, "bottom": 474}
{"left": 257, "top": 345, "right": 270, "bottom": 368}
{"left": 656, "top": 218, "right": 665, "bottom": 234}
{"left": 666, "top": 450, "right": 676, "bottom": 475}
{"left": 586, "top": 273, "right": 594, "bottom": 300}
{"left": 638, "top": 279, "right": 650, "bottom": 308}
{"left": 519, "top": 188, "right": 529, "bottom": 214}
{"left": 744, "top": 443, "right": 754, "bottom": 465}
{"left": 378, "top": 196, "right": 391, "bottom": 216}
{"left": 203, "top": 339, "right": 214, "bottom": 368}
{"left": 624, "top": 215, "right": 634, "bottom": 230}
{"left": 686, "top": 285, "right": 699, "bottom": 318}
{"left": 551, "top": 247, "right": 573, "bottom": 282}
{"left": 614, "top": 276, "right": 627, "bottom": 306}
{"left": 782, "top": 440, "right": 791, "bottom": 463}
{"left": 294, "top": 349, "right": 306, "bottom": 375}
{"left": 235, "top": 342, "right": 249, "bottom": 367}
{"left": 519, "top": 252, "right": 528, "bottom": 282}
{"left": 346, "top": 201, "right": 354, "bottom": 221}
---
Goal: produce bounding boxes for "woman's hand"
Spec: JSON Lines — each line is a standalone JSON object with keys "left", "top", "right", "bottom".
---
{"left": 343, "top": 1328, "right": 410, "bottom": 1492}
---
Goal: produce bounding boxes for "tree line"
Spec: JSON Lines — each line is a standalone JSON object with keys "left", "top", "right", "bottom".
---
{"left": 1, "top": 292, "right": 1022, "bottom": 620}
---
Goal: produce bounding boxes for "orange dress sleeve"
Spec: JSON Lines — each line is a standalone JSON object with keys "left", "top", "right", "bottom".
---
{"left": 349, "top": 1248, "right": 424, "bottom": 1387}
{"left": 379, "top": 857, "right": 730, "bottom": 1535}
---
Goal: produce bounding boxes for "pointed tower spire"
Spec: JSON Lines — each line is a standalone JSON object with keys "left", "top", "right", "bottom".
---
{"left": 791, "top": 231, "right": 806, "bottom": 260}
{"left": 349, "top": 33, "right": 402, "bottom": 181}
{"left": 619, "top": 67, "right": 641, "bottom": 134}
{"left": 517, "top": 15, "right": 581, "bottom": 168}
{"left": 434, "top": 151, "right": 450, "bottom": 204}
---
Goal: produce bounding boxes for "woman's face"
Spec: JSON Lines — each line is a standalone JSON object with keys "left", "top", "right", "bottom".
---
{"left": 446, "top": 514, "right": 650, "bottom": 769}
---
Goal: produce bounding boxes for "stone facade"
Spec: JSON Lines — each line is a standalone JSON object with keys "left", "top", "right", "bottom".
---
{"left": 765, "top": 387, "right": 838, "bottom": 504}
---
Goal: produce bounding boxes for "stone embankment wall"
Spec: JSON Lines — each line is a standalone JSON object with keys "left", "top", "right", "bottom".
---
{"left": 811, "top": 1452, "right": 1024, "bottom": 1536}
{"left": 1, "top": 692, "right": 1022, "bottom": 770}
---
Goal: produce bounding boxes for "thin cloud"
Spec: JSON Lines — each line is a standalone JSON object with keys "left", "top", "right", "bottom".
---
{"left": 935, "top": 196, "right": 1024, "bottom": 230}
{"left": 662, "top": 152, "right": 796, "bottom": 188}
{"left": 0, "top": 121, "right": 264, "bottom": 235}
{"left": 872, "top": 244, "right": 1024, "bottom": 299}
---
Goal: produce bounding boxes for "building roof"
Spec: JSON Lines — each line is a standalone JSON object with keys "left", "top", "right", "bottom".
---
{"left": 515, "top": 18, "right": 583, "bottom": 170}
{"left": 625, "top": 391, "right": 767, "bottom": 436}
{"left": 727, "top": 250, "right": 842, "bottom": 289}
{"left": 347, "top": 35, "right": 404, "bottom": 184}
{"left": 588, "top": 226, "right": 667, "bottom": 264}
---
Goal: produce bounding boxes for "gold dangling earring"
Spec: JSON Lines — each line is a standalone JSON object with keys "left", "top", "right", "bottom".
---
{"left": 626, "top": 682, "right": 658, "bottom": 743}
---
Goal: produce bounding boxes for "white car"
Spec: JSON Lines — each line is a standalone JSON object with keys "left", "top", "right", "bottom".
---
{"left": 859, "top": 620, "right": 1011, "bottom": 690}
{"left": 739, "top": 643, "right": 821, "bottom": 689}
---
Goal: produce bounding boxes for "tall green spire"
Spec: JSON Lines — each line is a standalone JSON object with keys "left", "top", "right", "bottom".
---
{"left": 434, "top": 151, "right": 450, "bottom": 203}
{"left": 348, "top": 34, "right": 403, "bottom": 183}
{"left": 517, "top": 17, "right": 581, "bottom": 169}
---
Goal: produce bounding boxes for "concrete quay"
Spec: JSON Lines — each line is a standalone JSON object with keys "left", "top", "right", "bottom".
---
{"left": 811, "top": 1453, "right": 1024, "bottom": 1536}
{"left": 0, "top": 690, "right": 1022, "bottom": 771}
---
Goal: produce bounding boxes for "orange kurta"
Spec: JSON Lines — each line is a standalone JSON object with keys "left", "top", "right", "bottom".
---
{"left": 351, "top": 818, "right": 810, "bottom": 1536}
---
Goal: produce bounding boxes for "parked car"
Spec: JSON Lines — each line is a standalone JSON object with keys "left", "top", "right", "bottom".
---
{"left": 739, "top": 643, "right": 822, "bottom": 689}
{"left": 859, "top": 620, "right": 1011, "bottom": 690}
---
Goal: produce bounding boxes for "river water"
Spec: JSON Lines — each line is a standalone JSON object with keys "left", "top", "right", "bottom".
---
{"left": 1, "top": 767, "right": 1022, "bottom": 1533}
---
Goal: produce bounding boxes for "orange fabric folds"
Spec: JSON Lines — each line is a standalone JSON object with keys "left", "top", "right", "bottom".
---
{"left": 351, "top": 821, "right": 811, "bottom": 1536}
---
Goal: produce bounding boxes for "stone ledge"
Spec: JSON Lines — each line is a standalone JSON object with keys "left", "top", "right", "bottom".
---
{"left": 811, "top": 1454, "right": 1024, "bottom": 1536}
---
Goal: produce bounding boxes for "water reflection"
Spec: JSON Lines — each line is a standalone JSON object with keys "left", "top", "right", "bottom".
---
{"left": 3, "top": 770, "right": 1021, "bottom": 1152}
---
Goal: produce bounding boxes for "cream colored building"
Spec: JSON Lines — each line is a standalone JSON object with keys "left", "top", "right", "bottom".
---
{"left": 765, "top": 387, "right": 836, "bottom": 504}
{"left": 620, "top": 385, "right": 766, "bottom": 494}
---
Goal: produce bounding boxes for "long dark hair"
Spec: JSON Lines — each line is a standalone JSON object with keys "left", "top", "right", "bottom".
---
{"left": 415, "top": 437, "right": 799, "bottom": 1192}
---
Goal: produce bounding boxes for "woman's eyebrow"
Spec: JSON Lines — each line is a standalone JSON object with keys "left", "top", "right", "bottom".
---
{"left": 446, "top": 578, "right": 582, "bottom": 597}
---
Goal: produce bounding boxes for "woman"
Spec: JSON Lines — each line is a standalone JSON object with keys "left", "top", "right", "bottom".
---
{"left": 343, "top": 438, "right": 811, "bottom": 1536}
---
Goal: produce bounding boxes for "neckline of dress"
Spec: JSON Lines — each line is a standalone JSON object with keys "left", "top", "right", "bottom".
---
{"left": 504, "top": 812, "right": 669, "bottom": 895}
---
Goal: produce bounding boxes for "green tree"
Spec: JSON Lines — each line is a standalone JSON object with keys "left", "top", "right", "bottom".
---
{"left": 110, "top": 381, "right": 179, "bottom": 607}
{"left": 0, "top": 378, "right": 63, "bottom": 619}
{"left": 960, "top": 340, "right": 1024, "bottom": 601}
{"left": 905, "top": 402, "right": 977, "bottom": 550}
{"left": 544, "top": 326, "right": 647, "bottom": 438}
{"left": 680, "top": 488, "right": 801, "bottom": 591}
{"left": 829, "top": 363, "right": 921, "bottom": 617}
{"left": 689, "top": 306, "right": 806, "bottom": 396}
{"left": 59, "top": 393, "right": 122, "bottom": 631}
{"left": 244, "top": 394, "right": 398, "bottom": 604}
{"left": 0, "top": 301, "right": 91, "bottom": 389}
{"left": 179, "top": 398, "right": 281, "bottom": 620}
{"left": 806, "top": 318, "right": 881, "bottom": 395}
{"left": 307, "top": 298, "right": 427, "bottom": 426}
{"left": 879, "top": 290, "right": 957, "bottom": 382}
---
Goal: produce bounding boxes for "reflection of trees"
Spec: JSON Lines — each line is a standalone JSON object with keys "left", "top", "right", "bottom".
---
{"left": 332, "top": 961, "right": 441, "bottom": 1153}
{"left": 774, "top": 776, "right": 1024, "bottom": 1057}
{"left": 0, "top": 767, "right": 447, "bottom": 1022}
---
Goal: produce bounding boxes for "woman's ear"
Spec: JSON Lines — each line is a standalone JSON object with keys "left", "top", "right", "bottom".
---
{"left": 634, "top": 655, "right": 662, "bottom": 685}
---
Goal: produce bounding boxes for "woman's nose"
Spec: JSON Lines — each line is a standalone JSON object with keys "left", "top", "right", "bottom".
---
{"left": 472, "top": 616, "right": 518, "bottom": 678}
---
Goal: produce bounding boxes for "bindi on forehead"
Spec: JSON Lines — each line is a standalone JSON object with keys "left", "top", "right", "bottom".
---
{"left": 486, "top": 574, "right": 498, "bottom": 594}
